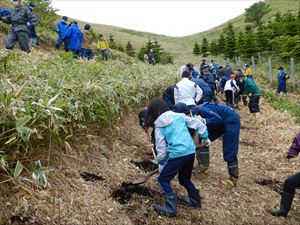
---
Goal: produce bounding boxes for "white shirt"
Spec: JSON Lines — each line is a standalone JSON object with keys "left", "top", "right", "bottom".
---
{"left": 224, "top": 79, "right": 239, "bottom": 93}
{"left": 174, "top": 77, "right": 203, "bottom": 106}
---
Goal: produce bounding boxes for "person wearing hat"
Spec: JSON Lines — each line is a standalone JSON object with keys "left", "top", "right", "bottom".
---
{"left": 0, "top": 0, "right": 37, "bottom": 53}
{"left": 62, "top": 21, "right": 83, "bottom": 56}
{"left": 97, "top": 36, "right": 109, "bottom": 61}
{"left": 174, "top": 102, "right": 241, "bottom": 188}
{"left": 174, "top": 70, "right": 203, "bottom": 112}
{"left": 276, "top": 66, "right": 289, "bottom": 96}
{"left": 55, "top": 16, "right": 69, "bottom": 50}
{"left": 80, "top": 24, "right": 94, "bottom": 60}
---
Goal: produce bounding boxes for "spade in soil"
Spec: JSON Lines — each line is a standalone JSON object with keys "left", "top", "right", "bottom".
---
{"left": 129, "top": 168, "right": 159, "bottom": 185}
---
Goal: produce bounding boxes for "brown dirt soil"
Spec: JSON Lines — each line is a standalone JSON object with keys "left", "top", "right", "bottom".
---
{"left": 0, "top": 97, "right": 300, "bottom": 225}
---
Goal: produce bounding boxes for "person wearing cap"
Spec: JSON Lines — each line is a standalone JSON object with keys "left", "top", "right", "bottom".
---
{"left": 244, "top": 64, "right": 253, "bottom": 79}
{"left": 267, "top": 131, "right": 300, "bottom": 217}
{"left": 97, "top": 36, "right": 109, "bottom": 61}
{"left": 276, "top": 66, "right": 289, "bottom": 96}
{"left": 55, "top": 16, "right": 69, "bottom": 50}
{"left": 174, "top": 102, "right": 241, "bottom": 188}
{"left": 62, "top": 21, "right": 83, "bottom": 56}
{"left": 80, "top": 24, "right": 94, "bottom": 60}
{"left": 0, "top": 0, "right": 37, "bottom": 53}
{"left": 174, "top": 70, "right": 203, "bottom": 112}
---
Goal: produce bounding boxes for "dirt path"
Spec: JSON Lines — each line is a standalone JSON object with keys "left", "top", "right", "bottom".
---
{"left": 0, "top": 96, "right": 299, "bottom": 225}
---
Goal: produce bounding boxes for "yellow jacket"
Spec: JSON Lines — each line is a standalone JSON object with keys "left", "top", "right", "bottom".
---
{"left": 245, "top": 67, "right": 253, "bottom": 77}
{"left": 97, "top": 39, "right": 109, "bottom": 50}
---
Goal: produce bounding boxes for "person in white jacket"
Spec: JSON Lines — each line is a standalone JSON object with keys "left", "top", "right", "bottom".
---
{"left": 174, "top": 70, "right": 203, "bottom": 112}
{"left": 224, "top": 74, "right": 239, "bottom": 108}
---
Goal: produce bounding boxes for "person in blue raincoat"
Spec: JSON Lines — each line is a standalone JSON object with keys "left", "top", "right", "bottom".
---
{"left": 201, "top": 65, "right": 215, "bottom": 93}
{"left": 191, "top": 76, "right": 214, "bottom": 103}
{"left": 276, "top": 66, "right": 289, "bottom": 96}
{"left": 62, "top": 21, "right": 83, "bottom": 56}
{"left": 0, "top": 9, "right": 12, "bottom": 17}
{"left": 55, "top": 16, "right": 69, "bottom": 50}
{"left": 174, "top": 102, "right": 240, "bottom": 188}
{"left": 27, "top": 2, "right": 38, "bottom": 46}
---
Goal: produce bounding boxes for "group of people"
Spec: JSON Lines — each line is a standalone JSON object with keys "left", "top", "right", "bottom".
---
{"left": 0, "top": 0, "right": 110, "bottom": 61}
{"left": 138, "top": 59, "right": 299, "bottom": 218}
{"left": 0, "top": 0, "right": 38, "bottom": 53}
{"left": 55, "top": 16, "right": 109, "bottom": 60}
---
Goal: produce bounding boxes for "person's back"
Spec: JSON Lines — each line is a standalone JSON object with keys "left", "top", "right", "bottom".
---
{"left": 244, "top": 77, "right": 260, "bottom": 95}
{"left": 163, "top": 85, "right": 175, "bottom": 109}
{"left": 8, "top": 6, "right": 34, "bottom": 32}
{"left": 56, "top": 20, "right": 68, "bottom": 39}
{"left": 82, "top": 30, "right": 93, "bottom": 49}
{"left": 191, "top": 77, "right": 213, "bottom": 103}
{"left": 174, "top": 71, "right": 203, "bottom": 108}
{"left": 65, "top": 23, "right": 83, "bottom": 52}
{"left": 98, "top": 38, "right": 108, "bottom": 50}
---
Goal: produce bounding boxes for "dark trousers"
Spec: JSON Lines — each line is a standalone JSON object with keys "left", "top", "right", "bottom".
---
{"left": 283, "top": 172, "right": 300, "bottom": 195}
{"left": 158, "top": 154, "right": 197, "bottom": 194}
{"left": 225, "top": 90, "right": 234, "bottom": 106}
{"left": 277, "top": 83, "right": 287, "bottom": 94}
{"left": 6, "top": 30, "right": 30, "bottom": 53}
{"left": 248, "top": 96, "right": 260, "bottom": 113}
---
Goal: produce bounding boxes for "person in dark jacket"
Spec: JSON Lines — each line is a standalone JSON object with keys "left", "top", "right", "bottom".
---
{"left": 201, "top": 65, "right": 216, "bottom": 93}
{"left": 27, "top": 2, "right": 38, "bottom": 46}
{"left": 174, "top": 102, "right": 241, "bottom": 187}
{"left": 191, "top": 77, "right": 214, "bottom": 103}
{"left": 62, "top": 21, "right": 83, "bottom": 56}
{"left": 162, "top": 85, "right": 175, "bottom": 110}
{"left": 268, "top": 132, "right": 300, "bottom": 217}
{"left": 276, "top": 66, "right": 289, "bottom": 96}
{"left": 147, "top": 49, "right": 156, "bottom": 65}
{"left": 55, "top": 16, "right": 69, "bottom": 50}
{"left": 0, "top": 0, "right": 37, "bottom": 53}
{"left": 80, "top": 23, "right": 94, "bottom": 60}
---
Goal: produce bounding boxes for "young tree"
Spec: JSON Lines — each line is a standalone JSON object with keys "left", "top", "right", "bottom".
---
{"left": 193, "top": 43, "right": 200, "bottom": 56}
{"left": 236, "top": 32, "right": 245, "bottom": 57}
{"left": 201, "top": 37, "right": 209, "bottom": 57}
{"left": 210, "top": 40, "right": 219, "bottom": 56}
{"left": 245, "top": 1, "right": 270, "bottom": 27}
{"left": 217, "top": 34, "right": 226, "bottom": 55}
{"left": 125, "top": 41, "right": 135, "bottom": 57}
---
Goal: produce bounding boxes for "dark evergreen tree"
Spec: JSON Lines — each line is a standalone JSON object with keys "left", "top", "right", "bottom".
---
{"left": 193, "top": 43, "right": 201, "bottom": 56}
{"left": 125, "top": 41, "right": 135, "bottom": 57}
{"left": 217, "top": 34, "right": 226, "bottom": 55}
{"left": 201, "top": 37, "right": 209, "bottom": 57}
{"left": 224, "top": 23, "right": 237, "bottom": 60}
{"left": 210, "top": 40, "right": 219, "bottom": 56}
{"left": 236, "top": 32, "right": 245, "bottom": 57}
{"left": 243, "top": 26, "right": 258, "bottom": 58}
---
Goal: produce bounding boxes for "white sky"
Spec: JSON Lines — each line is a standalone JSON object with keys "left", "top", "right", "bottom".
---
{"left": 51, "top": 0, "right": 260, "bottom": 37}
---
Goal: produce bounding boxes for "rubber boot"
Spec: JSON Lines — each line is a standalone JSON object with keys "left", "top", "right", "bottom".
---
{"left": 196, "top": 147, "right": 210, "bottom": 175}
{"left": 227, "top": 162, "right": 239, "bottom": 187}
{"left": 153, "top": 193, "right": 177, "bottom": 217}
{"left": 268, "top": 192, "right": 294, "bottom": 217}
{"left": 181, "top": 189, "right": 201, "bottom": 208}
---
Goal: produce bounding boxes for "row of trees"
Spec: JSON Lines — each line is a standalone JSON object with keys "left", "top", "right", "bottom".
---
{"left": 193, "top": 2, "right": 300, "bottom": 60}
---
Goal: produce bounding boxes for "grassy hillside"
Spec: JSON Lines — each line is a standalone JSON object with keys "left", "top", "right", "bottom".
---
{"left": 180, "top": 0, "right": 300, "bottom": 45}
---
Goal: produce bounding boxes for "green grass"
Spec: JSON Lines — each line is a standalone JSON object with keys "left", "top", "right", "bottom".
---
{"left": 263, "top": 89, "right": 300, "bottom": 123}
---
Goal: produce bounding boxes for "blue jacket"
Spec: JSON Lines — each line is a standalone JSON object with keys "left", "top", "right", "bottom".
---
{"left": 191, "top": 77, "right": 213, "bottom": 103}
{"left": 202, "top": 70, "right": 215, "bottom": 91}
{"left": 278, "top": 70, "right": 287, "bottom": 85}
{"left": 56, "top": 20, "right": 68, "bottom": 39}
{"left": 154, "top": 111, "right": 207, "bottom": 164}
{"left": 196, "top": 103, "right": 240, "bottom": 129}
{"left": 62, "top": 24, "right": 83, "bottom": 51}
{"left": 0, "top": 9, "right": 12, "bottom": 17}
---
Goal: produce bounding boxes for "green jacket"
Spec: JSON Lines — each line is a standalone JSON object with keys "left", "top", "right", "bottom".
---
{"left": 243, "top": 77, "right": 261, "bottom": 96}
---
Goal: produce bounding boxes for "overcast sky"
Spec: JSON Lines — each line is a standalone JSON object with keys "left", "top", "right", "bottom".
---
{"left": 51, "top": 0, "right": 260, "bottom": 37}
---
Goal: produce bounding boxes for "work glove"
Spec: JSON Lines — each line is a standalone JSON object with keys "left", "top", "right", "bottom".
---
{"left": 202, "top": 138, "right": 211, "bottom": 147}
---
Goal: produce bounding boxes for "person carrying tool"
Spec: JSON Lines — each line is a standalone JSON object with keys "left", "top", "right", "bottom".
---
{"left": 267, "top": 132, "right": 300, "bottom": 217}
{"left": 144, "top": 98, "right": 210, "bottom": 217}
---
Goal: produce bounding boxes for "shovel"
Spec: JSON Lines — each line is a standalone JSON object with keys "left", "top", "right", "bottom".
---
{"left": 129, "top": 144, "right": 158, "bottom": 185}
{"left": 129, "top": 168, "right": 159, "bottom": 185}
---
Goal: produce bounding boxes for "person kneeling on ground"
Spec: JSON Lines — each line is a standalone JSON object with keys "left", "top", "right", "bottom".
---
{"left": 144, "top": 98, "right": 210, "bottom": 217}
{"left": 267, "top": 132, "right": 300, "bottom": 217}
